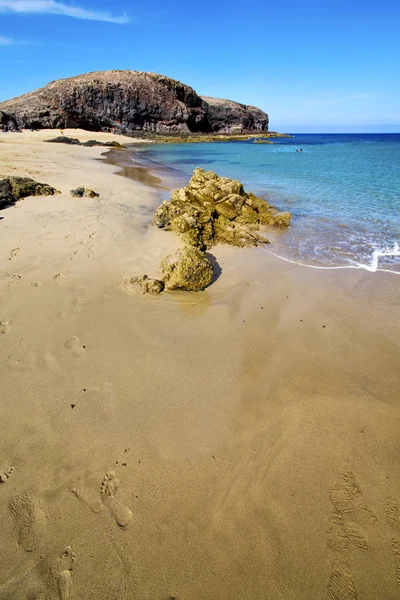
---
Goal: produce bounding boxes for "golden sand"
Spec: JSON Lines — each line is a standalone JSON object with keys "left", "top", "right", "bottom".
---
{"left": 0, "top": 130, "right": 399, "bottom": 599}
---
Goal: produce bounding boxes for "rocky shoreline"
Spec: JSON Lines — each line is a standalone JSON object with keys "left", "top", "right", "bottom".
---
{"left": 132, "top": 167, "right": 291, "bottom": 293}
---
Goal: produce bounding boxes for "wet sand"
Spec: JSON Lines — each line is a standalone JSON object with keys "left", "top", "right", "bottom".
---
{"left": 0, "top": 129, "right": 400, "bottom": 600}
{"left": 102, "top": 147, "right": 166, "bottom": 189}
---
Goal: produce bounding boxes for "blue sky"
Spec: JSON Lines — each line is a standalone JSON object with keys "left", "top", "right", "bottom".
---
{"left": 0, "top": 0, "right": 399, "bottom": 132}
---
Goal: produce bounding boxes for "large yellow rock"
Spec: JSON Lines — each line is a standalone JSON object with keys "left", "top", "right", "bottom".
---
{"left": 161, "top": 246, "right": 213, "bottom": 292}
{"left": 154, "top": 168, "right": 291, "bottom": 249}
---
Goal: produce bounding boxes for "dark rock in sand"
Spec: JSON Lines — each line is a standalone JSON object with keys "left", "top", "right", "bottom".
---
{"left": 0, "top": 70, "right": 269, "bottom": 135}
{"left": 0, "top": 176, "right": 60, "bottom": 210}
{"left": 81, "top": 139, "right": 126, "bottom": 148}
{"left": 154, "top": 168, "right": 291, "bottom": 249}
{"left": 70, "top": 187, "right": 100, "bottom": 198}
{"left": 46, "top": 136, "right": 81, "bottom": 145}
{"left": 46, "top": 136, "right": 126, "bottom": 148}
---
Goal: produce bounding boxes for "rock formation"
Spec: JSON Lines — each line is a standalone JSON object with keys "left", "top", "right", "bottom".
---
{"left": 46, "top": 136, "right": 126, "bottom": 148}
{"left": 0, "top": 177, "right": 59, "bottom": 210}
{"left": 0, "top": 70, "right": 268, "bottom": 135}
{"left": 154, "top": 168, "right": 291, "bottom": 249}
{"left": 129, "top": 275, "right": 165, "bottom": 294}
{"left": 70, "top": 187, "right": 99, "bottom": 198}
{"left": 131, "top": 169, "right": 291, "bottom": 294}
{"left": 201, "top": 97, "right": 268, "bottom": 133}
{"left": 161, "top": 247, "right": 213, "bottom": 292}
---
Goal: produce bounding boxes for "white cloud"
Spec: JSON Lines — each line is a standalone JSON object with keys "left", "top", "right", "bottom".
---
{"left": 0, "top": 34, "right": 14, "bottom": 43}
{"left": 0, "top": 1, "right": 130, "bottom": 23}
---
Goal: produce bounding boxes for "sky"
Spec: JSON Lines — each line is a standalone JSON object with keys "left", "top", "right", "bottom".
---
{"left": 0, "top": 0, "right": 399, "bottom": 132}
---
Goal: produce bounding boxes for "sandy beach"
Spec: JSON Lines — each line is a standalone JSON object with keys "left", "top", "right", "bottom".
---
{"left": 1, "top": 130, "right": 400, "bottom": 600}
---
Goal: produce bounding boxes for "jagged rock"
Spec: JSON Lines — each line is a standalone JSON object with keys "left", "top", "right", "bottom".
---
{"left": 161, "top": 246, "right": 213, "bottom": 292}
{"left": 154, "top": 168, "right": 291, "bottom": 249}
{"left": 0, "top": 70, "right": 268, "bottom": 135}
{"left": 201, "top": 97, "right": 269, "bottom": 133}
{"left": 70, "top": 188, "right": 100, "bottom": 198}
{"left": 0, "top": 179, "right": 14, "bottom": 209}
{"left": 0, "top": 176, "right": 60, "bottom": 210}
{"left": 130, "top": 275, "right": 165, "bottom": 294}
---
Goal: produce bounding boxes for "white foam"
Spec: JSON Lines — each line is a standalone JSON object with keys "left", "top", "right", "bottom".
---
{"left": 366, "top": 242, "right": 400, "bottom": 272}
{"left": 263, "top": 242, "right": 400, "bottom": 276}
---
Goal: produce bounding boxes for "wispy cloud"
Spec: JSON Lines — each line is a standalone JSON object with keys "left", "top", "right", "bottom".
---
{"left": 0, "top": 34, "right": 14, "bottom": 44}
{"left": 307, "top": 92, "right": 374, "bottom": 105}
{"left": 0, "top": 1, "right": 130, "bottom": 23}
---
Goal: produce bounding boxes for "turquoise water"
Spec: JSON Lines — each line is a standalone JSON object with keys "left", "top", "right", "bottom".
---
{"left": 134, "top": 134, "right": 400, "bottom": 273}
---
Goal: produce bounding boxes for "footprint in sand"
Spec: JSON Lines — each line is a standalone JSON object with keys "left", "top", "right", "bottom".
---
{"left": 9, "top": 492, "right": 45, "bottom": 552}
{"left": 385, "top": 497, "right": 400, "bottom": 531}
{"left": 48, "top": 546, "right": 76, "bottom": 600}
{"left": 326, "top": 512, "right": 349, "bottom": 551}
{"left": 390, "top": 539, "right": 400, "bottom": 589}
{"left": 326, "top": 471, "right": 376, "bottom": 552}
{"left": 0, "top": 320, "right": 11, "bottom": 334}
{"left": 54, "top": 272, "right": 66, "bottom": 283}
{"left": 6, "top": 273, "right": 22, "bottom": 288}
{"left": 0, "top": 465, "right": 14, "bottom": 483}
{"left": 326, "top": 512, "right": 368, "bottom": 551}
{"left": 100, "top": 471, "right": 132, "bottom": 529}
{"left": 330, "top": 484, "right": 355, "bottom": 515}
{"left": 64, "top": 336, "right": 86, "bottom": 357}
{"left": 326, "top": 559, "right": 357, "bottom": 600}
{"left": 9, "top": 247, "right": 20, "bottom": 260}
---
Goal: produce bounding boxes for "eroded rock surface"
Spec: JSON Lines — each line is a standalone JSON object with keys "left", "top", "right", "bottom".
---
{"left": 0, "top": 70, "right": 268, "bottom": 135}
{"left": 201, "top": 96, "right": 268, "bottom": 133}
{"left": 0, "top": 177, "right": 60, "bottom": 210}
{"left": 161, "top": 246, "right": 213, "bottom": 292}
{"left": 154, "top": 168, "right": 291, "bottom": 249}
{"left": 70, "top": 187, "right": 100, "bottom": 198}
{"left": 130, "top": 275, "right": 165, "bottom": 294}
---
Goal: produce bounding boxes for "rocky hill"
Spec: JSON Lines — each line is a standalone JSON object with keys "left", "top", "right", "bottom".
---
{"left": 200, "top": 96, "right": 269, "bottom": 133}
{"left": 0, "top": 70, "right": 268, "bottom": 135}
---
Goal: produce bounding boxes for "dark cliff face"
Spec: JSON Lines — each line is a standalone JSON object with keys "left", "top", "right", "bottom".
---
{"left": 0, "top": 70, "right": 268, "bottom": 134}
{"left": 201, "top": 97, "right": 269, "bottom": 132}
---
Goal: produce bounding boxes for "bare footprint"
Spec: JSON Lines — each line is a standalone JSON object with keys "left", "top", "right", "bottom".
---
{"left": 9, "top": 492, "right": 45, "bottom": 552}
{"left": 0, "top": 465, "right": 14, "bottom": 483}
{"left": 48, "top": 546, "right": 76, "bottom": 600}
{"left": 327, "top": 559, "right": 357, "bottom": 600}
{"left": 54, "top": 272, "right": 66, "bottom": 282}
{"left": 64, "top": 336, "right": 86, "bottom": 357}
{"left": 100, "top": 471, "right": 132, "bottom": 529}
{"left": 0, "top": 320, "right": 11, "bottom": 334}
{"left": 9, "top": 247, "right": 20, "bottom": 260}
{"left": 385, "top": 497, "right": 400, "bottom": 531}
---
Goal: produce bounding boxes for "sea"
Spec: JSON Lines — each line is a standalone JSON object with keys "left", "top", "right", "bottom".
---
{"left": 132, "top": 133, "right": 400, "bottom": 274}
